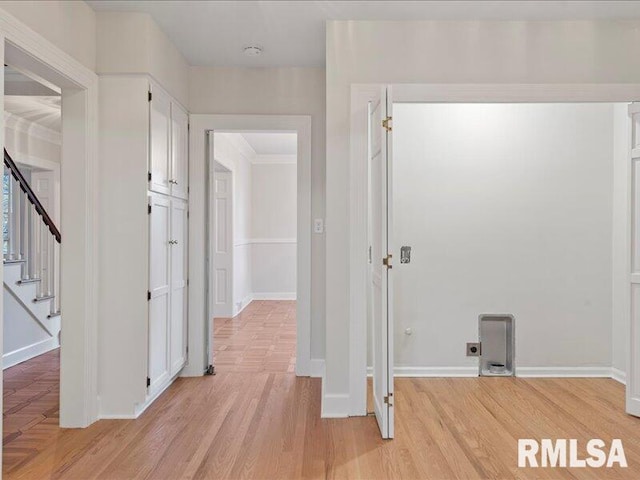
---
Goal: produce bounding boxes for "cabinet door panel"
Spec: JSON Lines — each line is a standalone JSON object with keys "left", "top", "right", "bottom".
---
{"left": 150, "top": 88, "right": 171, "bottom": 195}
{"left": 171, "top": 104, "right": 189, "bottom": 200}
{"left": 170, "top": 198, "right": 188, "bottom": 375}
{"left": 148, "top": 193, "right": 171, "bottom": 394}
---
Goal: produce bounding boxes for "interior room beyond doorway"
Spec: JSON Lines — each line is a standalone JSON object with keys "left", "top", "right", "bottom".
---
{"left": 211, "top": 131, "right": 298, "bottom": 374}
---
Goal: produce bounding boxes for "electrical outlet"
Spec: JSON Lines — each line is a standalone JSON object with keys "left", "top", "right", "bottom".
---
{"left": 466, "top": 342, "right": 481, "bottom": 356}
{"left": 314, "top": 218, "right": 324, "bottom": 234}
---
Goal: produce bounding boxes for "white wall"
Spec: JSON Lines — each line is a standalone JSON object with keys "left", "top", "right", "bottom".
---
{"left": 0, "top": 1, "right": 96, "bottom": 71}
{"left": 191, "top": 66, "right": 325, "bottom": 359}
{"left": 213, "top": 133, "right": 253, "bottom": 313}
{"left": 393, "top": 103, "right": 615, "bottom": 370}
{"left": 326, "top": 20, "right": 640, "bottom": 407}
{"left": 96, "top": 11, "right": 189, "bottom": 106}
{"left": 3, "top": 289, "right": 56, "bottom": 368}
{"left": 612, "top": 103, "right": 630, "bottom": 379}
{"left": 251, "top": 162, "right": 297, "bottom": 297}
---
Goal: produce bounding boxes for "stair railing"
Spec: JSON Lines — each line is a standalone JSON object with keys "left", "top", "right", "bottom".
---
{"left": 3, "top": 149, "right": 61, "bottom": 316}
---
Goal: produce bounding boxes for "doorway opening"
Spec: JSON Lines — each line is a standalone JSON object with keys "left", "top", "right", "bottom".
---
{"left": 364, "top": 96, "right": 634, "bottom": 440}
{"left": 209, "top": 131, "right": 298, "bottom": 374}
{"left": 2, "top": 64, "right": 63, "bottom": 469}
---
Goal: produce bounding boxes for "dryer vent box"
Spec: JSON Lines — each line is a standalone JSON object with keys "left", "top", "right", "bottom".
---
{"left": 479, "top": 314, "right": 515, "bottom": 377}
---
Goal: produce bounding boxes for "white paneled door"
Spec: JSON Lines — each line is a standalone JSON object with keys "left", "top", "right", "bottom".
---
{"left": 170, "top": 198, "right": 188, "bottom": 376}
{"left": 369, "top": 87, "right": 394, "bottom": 438}
{"left": 628, "top": 102, "right": 640, "bottom": 416}
{"left": 171, "top": 104, "right": 189, "bottom": 200}
{"left": 148, "top": 193, "right": 171, "bottom": 395}
{"left": 149, "top": 86, "right": 171, "bottom": 195}
{"left": 212, "top": 171, "right": 233, "bottom": 318}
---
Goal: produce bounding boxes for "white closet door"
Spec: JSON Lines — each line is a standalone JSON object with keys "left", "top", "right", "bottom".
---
{"left": 170, "top": 198, "right": 188, "bottom": 376}
{"left": 149, "top": 86, "right": 171, "bottom": 195}
{"left": 369, "top": 86, "right": 394, "bottom": 439}
{"left": 171, "top": 103, "right": 189, "bottom": 200}
{"left": 148, "top": 193, "right": 171, "bottom": 394}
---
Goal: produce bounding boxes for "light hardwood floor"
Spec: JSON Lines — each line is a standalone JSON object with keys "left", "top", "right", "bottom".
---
{"left": 4, "top": 302, "right": 640, "bottom": 479}
{"left": 214, "top": 300, "right": 296, "bottom": 374}
{"left": 3, "top": 348, "right": 59, "bottom": 472}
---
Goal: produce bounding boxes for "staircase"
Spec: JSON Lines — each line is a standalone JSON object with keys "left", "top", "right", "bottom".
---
{"left": 3, "top": 148, "right": 61, "bottom": 367}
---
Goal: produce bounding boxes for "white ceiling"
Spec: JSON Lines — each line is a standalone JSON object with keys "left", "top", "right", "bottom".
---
{"left": 240, "top": 132, "right": 297, "bottom": 156}
{"left": 87, "top": 1, "right": 640, "bottom": 67}
{"left": 4, "top": 96, "right": 61, "bottom": 132}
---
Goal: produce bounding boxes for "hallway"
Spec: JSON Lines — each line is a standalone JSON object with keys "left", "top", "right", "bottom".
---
{"left": 213, "top": 300, "right": 297, "bottom": 374}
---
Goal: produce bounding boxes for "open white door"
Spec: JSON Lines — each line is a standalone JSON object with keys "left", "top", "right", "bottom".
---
{"left": 628, "top": 102, "right": 640, "bottom": 416}
{"left": 369, "top": 86, "right": 394, "bottom": 438}
{"left": 212, "top": 169, "right": 233, "bottom": 318}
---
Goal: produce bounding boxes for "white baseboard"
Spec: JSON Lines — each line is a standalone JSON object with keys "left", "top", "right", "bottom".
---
{"left": 251, "top": 292, "right": 296, "bottom": 301}
{"left": 232, "top": 294, "right": 254, "bottom": 317}
{"left": 310, "top": 358, "right": 325, "bottom": 378}
{"left": 611, "top": 367, "right": 626, "bottom": 385}
{"left": 394, "top": 366, "right": 478, "bottom": 377}
{"left": 366, "top": 365, "right": 624, "bottom": 380}
{"left": 516, "top": 366, "right": 613, "bottom": 378}
{"left": 320, "top": 372, "right": 349, "bottom": 418}
{"left": 3, "top": 336, "right": 59, "bottom": 369}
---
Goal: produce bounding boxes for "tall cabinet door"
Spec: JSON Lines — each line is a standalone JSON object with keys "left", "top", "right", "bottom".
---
{"left": 148, "top": 193, "right": 171, "bottom": 395}
{"left": 170, "top": 198, "right": 188, "bottom": 375}
{"left": 149, "top": 87, "right": 171, "bottom": 195}
{"left": 171, "top": 104, "right": 189, "bottom": 200}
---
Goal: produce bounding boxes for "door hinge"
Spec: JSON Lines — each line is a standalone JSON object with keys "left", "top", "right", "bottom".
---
{"left": 382, "top": 116, "right": 392, "bottom": 132}
{"left": 383, "top": 254, "right": 393, "bottom": 269}
{"left": 148, "top": 171, "right": 152, "bottom": 182}
{"left": 148, "top": 204, "right": 152, "bottom": 215}
{"left": 384, "top": 393, "right": 394, "bottom": 406}
{"left": 146, "top": 376, "right": 151, "bottom": 387}
{"left": 147, "top": 290, "right": 151, "bottom": 301}
{"left": 148, "top": 91, "right": 152, "bottom": 102}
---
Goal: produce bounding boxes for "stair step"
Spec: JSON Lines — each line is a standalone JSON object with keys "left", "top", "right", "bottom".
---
{"left": 4, "top": 258, "right": 25, "bottom": 264}
{"left": 33, "top": 294, "right": 54, "bottom": 303}
{"left": 17, "top": 278, "right": 41, "bottom": 285}
{"left": 47, "top": 311, "right": 61, "bottom": 319}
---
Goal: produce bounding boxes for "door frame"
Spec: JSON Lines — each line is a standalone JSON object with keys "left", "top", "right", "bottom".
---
{"left": 349, "top": 83, "right": 640, "bottom": 416}
{"left": 186, "top": 114, "right": 312, "bottom": 377}
{"left": 0, "top": 9, "right": 99, "bottom": 429}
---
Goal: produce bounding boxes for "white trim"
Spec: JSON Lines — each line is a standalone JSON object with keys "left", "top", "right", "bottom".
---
{"left": 234, "top": 238, "right": 297, "bottom": 246}
{"left": 232, "top": 294, "right": 254, "bottom": 317}
{"left": 2, "top": 337, "right": 59, "bottom": 369}
{"left": 252, "top": 292, "right": 296, "bottom": 301}
{"left": 349, "top": 84, "right": 383, "bottom": 416}
{"left": 394, "top": 83, "right": 640, "bottom": 103}
{"left": 310, "top": 358, "right": 325, "bottom": 378}
{"left": 517, "top": 367, "right": 613, "bottom": 378}
{"left": 321, "top": 374, "right": 349, "bottom": 418}
{"left": 0, "top": 7, "right": 99, "bottom": 428}
{"left": 5, "top": 111, "right": 61, "bottom": 145}
{"left": 366, "top": 365, "right": 626, "bottom": 380}
{"left": 612, "top": 367, "right": 627, "bottom": 385}
{"left": 251, "top": 154, "right": 297, "bottom": 165}
{"left": 349, "top": 83, "right": 640, "bottom": 418}
{"left": 187, "top": 114, "right": 312, "bottom": 378}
